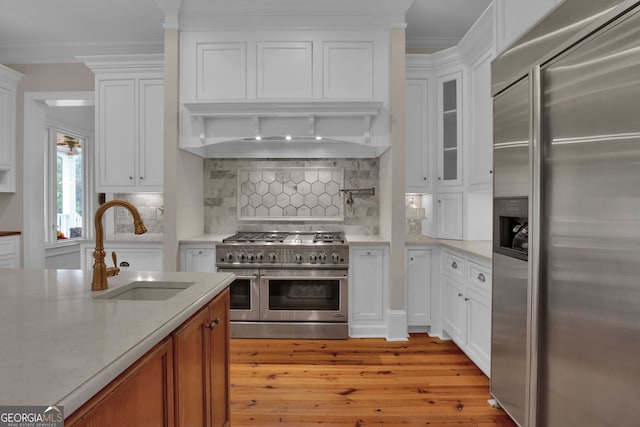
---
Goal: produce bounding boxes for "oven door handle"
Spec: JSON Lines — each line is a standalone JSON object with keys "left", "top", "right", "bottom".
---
{"left": 260, "top": 275, "right": 347, "bottom": 281}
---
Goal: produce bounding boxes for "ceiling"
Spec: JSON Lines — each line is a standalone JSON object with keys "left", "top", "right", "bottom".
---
{"left": 0, "top": 0, "right": 492, "bottom": 64}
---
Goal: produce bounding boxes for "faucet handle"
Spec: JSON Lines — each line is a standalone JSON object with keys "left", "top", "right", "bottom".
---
{"left": 111, "top": 251, "right": 120, "bottom": 276}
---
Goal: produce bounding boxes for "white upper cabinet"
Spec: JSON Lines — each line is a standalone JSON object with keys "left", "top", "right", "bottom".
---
{"left": 83, "top": 55, "right": 164, "bottom": 193}
{"left": 0, "top": 65, "right": 23, "bottom": 193}
{"left": 494, "top": 0, "right": 562, "bottom": 54}
{"left": 179, "top": 30, "right": 390, "bottom": 158}
{"left": 436, "top": 70, "right": 463, "bottom": 188}
{"left": 405, "top": 78, "right": 430, "bottom": 192}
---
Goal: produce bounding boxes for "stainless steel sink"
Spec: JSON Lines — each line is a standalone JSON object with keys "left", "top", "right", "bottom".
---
{"left": 95, "top": 281, "right": 195, "bottom": 301}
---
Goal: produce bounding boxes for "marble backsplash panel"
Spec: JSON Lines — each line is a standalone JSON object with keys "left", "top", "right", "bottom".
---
{"left": 204, "top": 159, "right": 379, "bottom": 235}
{"left": 113, "top": 193, "right": 164, "bottom": 235}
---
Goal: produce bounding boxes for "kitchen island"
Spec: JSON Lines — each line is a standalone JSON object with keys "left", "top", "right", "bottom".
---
{"left": 0, "top": 268, "right": 234, "bottom": 422}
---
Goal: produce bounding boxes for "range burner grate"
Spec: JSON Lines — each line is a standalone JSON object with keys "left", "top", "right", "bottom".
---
{"left": 223, "top": 232, "right": 288, "bottom": 243}
{"left": 313, "top": 232, "right": 345, "bottom": 243}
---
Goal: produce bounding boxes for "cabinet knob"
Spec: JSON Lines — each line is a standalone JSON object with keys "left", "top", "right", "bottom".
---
{"left": 423, "top": 177, "right": 427, "bottom": 181}
{"left": 478, "top": 273, "right": 486, "bottom": 282}
{"left": 410, "top": 257, "right": 414, "bottom": 261}
{"left": 140, "top": 176, "right": 144, "bottom": 180}
{"left": 458, "top": 292, "right": 463, "bottom": 297}
{"left": 464, "top": 297, "right": 469, "bottom": 302}
{"left": 438, "top": 200, "right": 442, "bottom": 203}
{"left": 489, "top": 170, "right": 493, "bottom": 174}
{"left": 198, "top": 250, "right": 203, "bottom": 255}
{"left": 129, "top": 176, "right": 133, "bottom": 180}
{"left": 366, "top": 252, "right": 371, "bottom": 256}
{"left": 451, "top": 261, "right": 457, "bottom": 269}
{"left": 207, "top": 318, "right": 220, "bottom": 329}
{"left": 438, "top": 177, "right": 442, "bottom": 180}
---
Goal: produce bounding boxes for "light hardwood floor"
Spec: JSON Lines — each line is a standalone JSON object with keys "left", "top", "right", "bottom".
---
{"left": 230, "top": 334, "right": 517, "bottom": 426}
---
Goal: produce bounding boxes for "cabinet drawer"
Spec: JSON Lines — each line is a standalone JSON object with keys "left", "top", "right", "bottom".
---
{"left": 0, "top": 237, "right": 17, "bottom": 257}
{"left": 442, "top": 251, "right": 465, "bottom": 279}
{"left": 467, "top": 261, "right": 491, "bottom": 295}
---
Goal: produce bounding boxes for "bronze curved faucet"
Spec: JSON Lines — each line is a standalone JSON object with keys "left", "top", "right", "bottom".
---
{"left": 92, "top": 199, "right": 147, "bottom": 291}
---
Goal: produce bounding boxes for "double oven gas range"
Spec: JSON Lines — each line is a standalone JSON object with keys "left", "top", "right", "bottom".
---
{"left": 216, "top": 231, "right": 349, "bottom": 339}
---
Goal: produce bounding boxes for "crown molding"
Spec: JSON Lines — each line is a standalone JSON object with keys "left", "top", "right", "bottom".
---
{"left": 0, "top": 64, "right": 25, "bottom": 84}
{"left": 78, "top": 54, "right": 165, "bottom": 74}
{"left": 0, "top": 41, "right": 163, "bottom": 65}
{"left": 406, "top": 36, "right": 461, "bottom": 50}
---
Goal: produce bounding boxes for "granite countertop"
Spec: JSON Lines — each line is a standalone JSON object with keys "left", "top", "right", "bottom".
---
{"left": 406, "top": 235, "right": 492, "bottom": 260}
{"left": 81, "top": 233, "right": 164, "bottom": 243}
{"left": 0, "top": 231, "right": 21, "bottom": 236}
{"left": 179, "top": 234, "right": 233, "bottom": 244}
{"left": 0, "top": 269, "right": 234, "bottom": 417}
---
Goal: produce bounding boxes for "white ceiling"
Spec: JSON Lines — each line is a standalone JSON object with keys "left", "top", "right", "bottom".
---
{"left": 0, "top": 0, "right": 492, "bottom": 64}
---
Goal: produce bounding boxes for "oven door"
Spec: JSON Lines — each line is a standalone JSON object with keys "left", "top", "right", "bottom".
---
{"left": 217, "top": 268, "right": 260, "bottom": 321}
{"left": 259, "top": 269, "right": 348, "bottom": 322}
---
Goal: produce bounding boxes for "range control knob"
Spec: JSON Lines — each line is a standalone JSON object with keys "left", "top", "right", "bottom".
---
{"left": 295, "top": 254, "right": 304, "bottom": 263}
{"left": 238, "top": 253, "right": 246, "bottom": 262}
{"left": 331, "top": 253, "right": 340, "bottom": 263}
{"left": 225, "top": 253, "right": 234, "bottom": 262}
{"left": 247, "top": 254, "right": 255, "bottom": 262}
{"left": 318, "top": 253, "right": 327, "bottom": 262}
{"left": 309, "top": 254, "right": 318, "bottom": 262}
{"left": 256, "top": 253, "right": 264, "bottom": 262}
{"left": 268, "top": 253, "right": 277, "bottom": 262}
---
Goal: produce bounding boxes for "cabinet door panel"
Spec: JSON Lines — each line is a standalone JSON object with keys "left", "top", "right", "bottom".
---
{"left": 469, "top": 50, "right": 494, "bottom": 186}
{"left": 437, "top": 73, "right": 462, "bottom": 187}
{"left": 174, "top": 307, "right": 210, "bottom": 427}
{"left": 436, "top": 193, "right": 463, "bottom": 240}
{"left": 97, "top": 80, "right": 136, "bottom": 189}
{"left": 351, "top": 248, "right": 384, "bottom": 321}
{"left": 184, "top": 248, "right": 217, "bottom": 273}
{"left": 407, "top": 249, "right": 431, "bottom": 326}
{"left": 210, "top": 289, "right": 230, "bottom": 427}
{"left": 465, "top": 287, "right": 491, "bottom": 376}
{"left": 68, "top": 339, "right": 174, "bottom": 427}
{"left": 405, "top": 79, "right": 429, "bottom": 190}
{"left": 139, "top": 79, "right": 164, "bottom": 188}
{"left": 0, "top": 86, "right": 10, "bottom": 169}
{"left": 442, "top": 276, "right": 466, "bottom": 346}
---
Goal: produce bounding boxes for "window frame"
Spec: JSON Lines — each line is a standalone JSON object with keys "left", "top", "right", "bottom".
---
{"left": 44, "top": 122, "right": 94, "bottom": 244}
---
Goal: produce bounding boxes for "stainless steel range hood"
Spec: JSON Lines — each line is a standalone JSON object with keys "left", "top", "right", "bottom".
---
{"left": 179, "top": 100, "right": 390, "bottom": 158}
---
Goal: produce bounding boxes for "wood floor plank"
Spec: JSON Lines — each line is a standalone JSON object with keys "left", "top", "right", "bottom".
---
{"left": 230, "top": 334, "right": 516, "bottom": 427}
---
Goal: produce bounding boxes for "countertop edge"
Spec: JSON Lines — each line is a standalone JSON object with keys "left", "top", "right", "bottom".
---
{"left": 59, "top": 274, "right": 235, "bottom": 417}
{"left": 405, "top": 237, "right": 492, "bottom": 261}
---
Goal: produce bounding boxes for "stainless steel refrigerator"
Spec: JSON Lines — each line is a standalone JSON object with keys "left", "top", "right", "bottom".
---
{"left": 491, "top": 1, "right": 640, "bottom": 426}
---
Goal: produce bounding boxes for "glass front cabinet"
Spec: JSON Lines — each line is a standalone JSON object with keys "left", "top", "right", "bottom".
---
{"left": 437, "top": 72, "right": 463, "bottom": 187}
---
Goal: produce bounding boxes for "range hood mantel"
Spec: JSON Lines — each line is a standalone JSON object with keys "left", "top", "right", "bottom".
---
{"left": 180, "top": 99, "right": 389, "bottom": 158}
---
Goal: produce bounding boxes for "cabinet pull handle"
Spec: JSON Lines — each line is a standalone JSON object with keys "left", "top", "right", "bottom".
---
{"left": 478, "top": 273, "right": 486, "bottom": 282}
{"left": 207, "top": 318, "right": 221, "bottom": 329}
{"left": 458, "top": 293, "right": 463, "bottom": 297}
{"left": 451, "top": 261, "right": 457, "bottom": 269}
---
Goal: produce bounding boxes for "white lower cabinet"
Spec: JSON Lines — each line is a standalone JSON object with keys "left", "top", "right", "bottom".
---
{"left": 0, "top": 234, "right": 20, "bottom": 268}
{"left": 180, "top": 243, "right": 216, "bottom": 272}
{"left": 441, "top": 249, "right": 492, "bottom": 376}
{"left": 81, "top": 242, "right": 163, "bottom": 272}
{"left": 349, "top": 244, "right": 388, "bottom": 337}
{"left": 406, "top": 248, "right": 432, "bottom": 328}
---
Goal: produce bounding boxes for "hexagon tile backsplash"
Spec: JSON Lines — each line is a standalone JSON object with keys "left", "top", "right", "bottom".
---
{"left": 238, "top": 168, "right": 344, "bottom": 221}
{"left": 203, "top": 158, "right": 379, "bottom": 235}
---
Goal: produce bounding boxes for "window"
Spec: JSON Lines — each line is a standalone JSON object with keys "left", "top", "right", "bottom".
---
{"left": 45, "top": 127, "right": 90, "bottom": 242}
